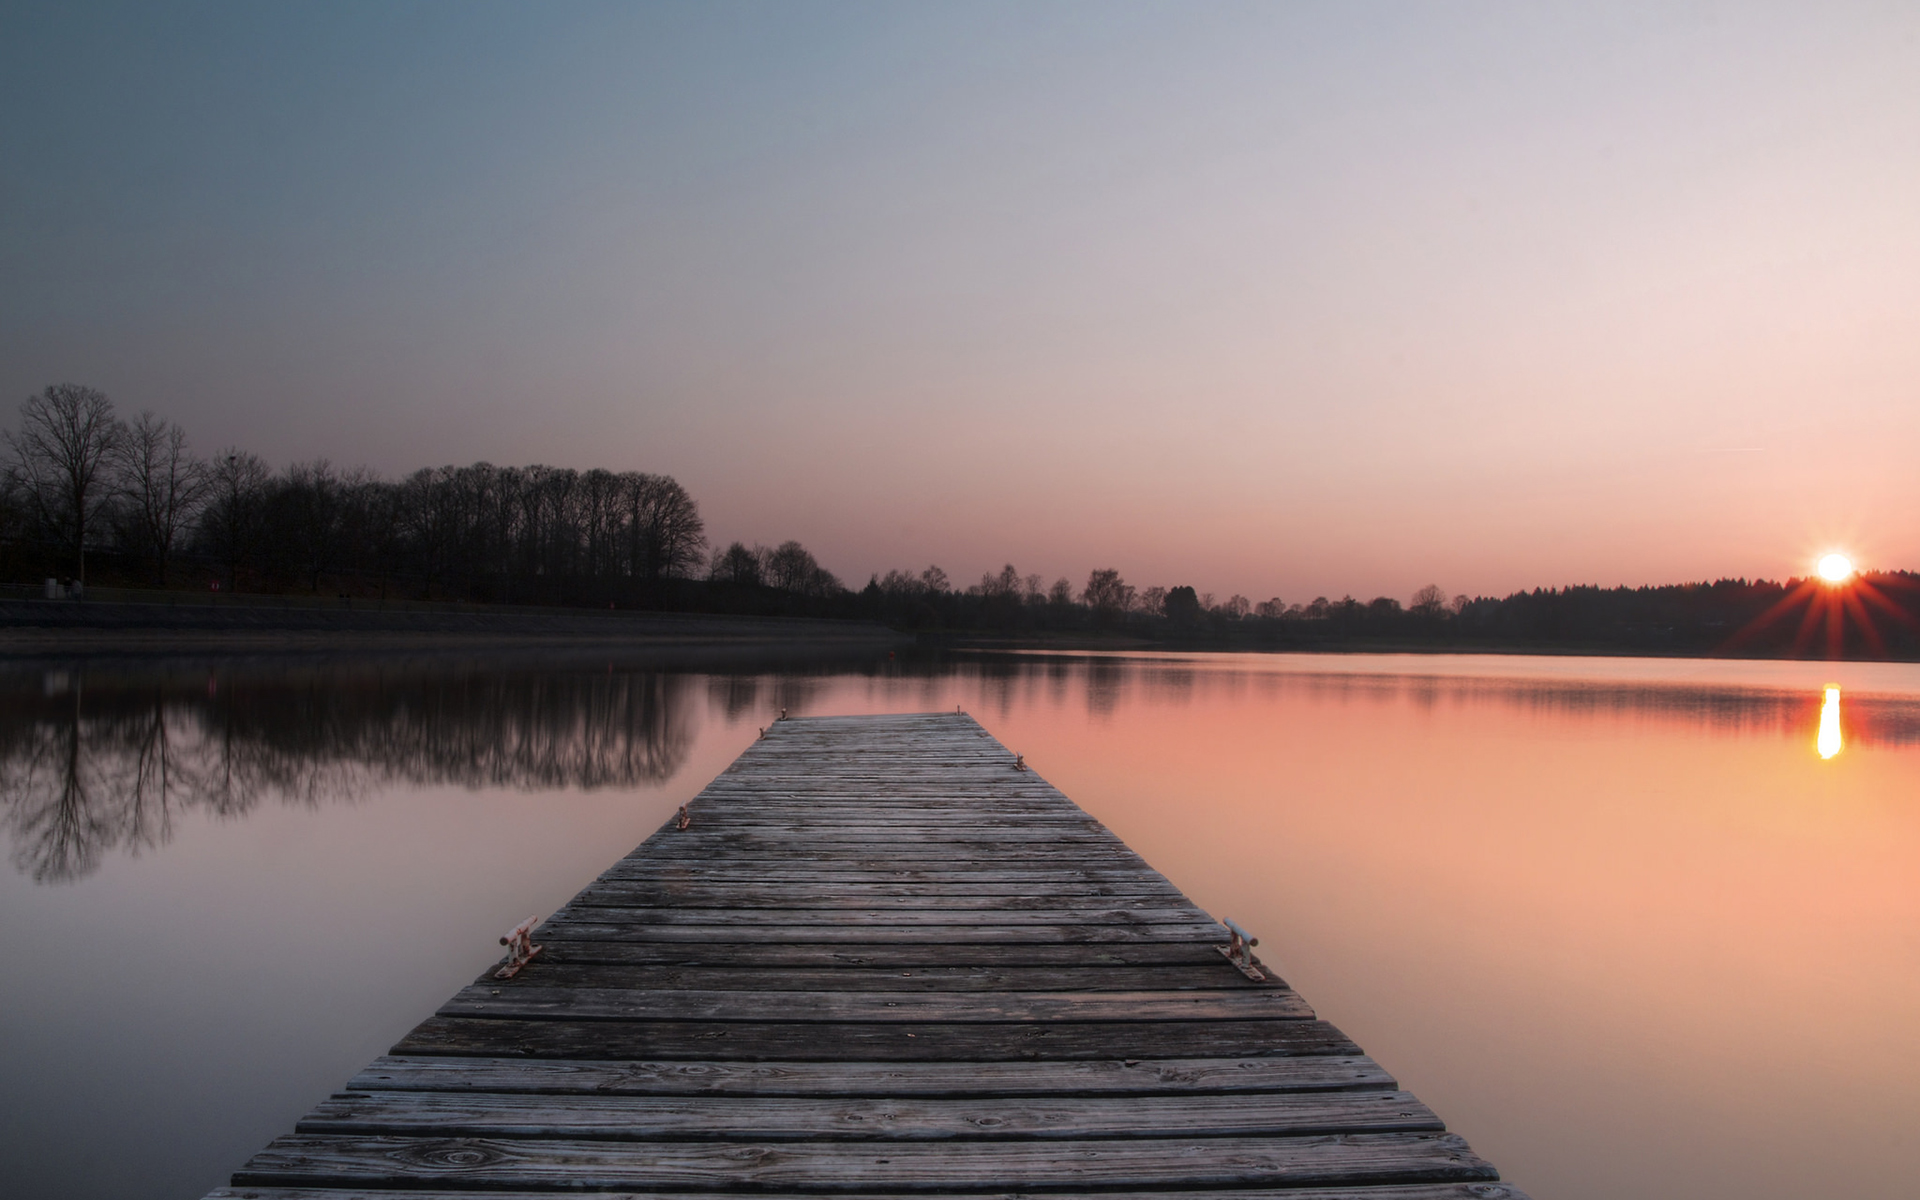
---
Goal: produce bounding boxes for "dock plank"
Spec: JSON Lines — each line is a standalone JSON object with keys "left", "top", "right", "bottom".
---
{"left": 435, "top": 984, "right": 1317, "bottom": 1022}
{"left": 233, "top": 1131, "right": 1499, "bottom": 1190}
{"left": 296, "top": 1089, "right": 1442, "bottom": 1140}
{"left": 473, "top": 964, "right": 1275, "bottom": 991}
{"left": 392, "top": 1015, "right": 1361, "bottom": 1060}
{"left": 530, "top": 940, "right": 1252, "bottom": 967}
{"left": 206, "top": 712, "right": 1523, "bottom": 1198}
{"left": 211, "top": 1187, "right": 1528, "bottom": 1200}
{"left": 346, "top": 1054, "right": 1398, "bottom": 1096}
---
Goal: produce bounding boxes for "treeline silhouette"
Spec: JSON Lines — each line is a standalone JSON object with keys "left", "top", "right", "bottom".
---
{"left": 0, "top": 384, "right": 712, "bottom": 606}
{"left": 846, "top": 566, "right": 1920, "bottom": 659}
{"left": 6, "top": 383, "right": 1916, "bottom": 657}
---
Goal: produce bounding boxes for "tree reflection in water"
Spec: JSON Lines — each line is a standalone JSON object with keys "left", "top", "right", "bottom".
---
{"left": 0, "top": 665, "right": 696, "bottom": 883}
{"left": 9, "top": 650, "right": 1917, "bottom": 884}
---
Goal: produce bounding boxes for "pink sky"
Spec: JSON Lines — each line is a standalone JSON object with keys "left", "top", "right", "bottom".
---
{"left": 4, "top": 4, "right": 1917, "bottom": 602}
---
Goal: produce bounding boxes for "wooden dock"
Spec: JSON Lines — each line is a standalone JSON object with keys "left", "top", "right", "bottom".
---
{"left": 207, "top": 712, "right": 1525, "bottom": 1199}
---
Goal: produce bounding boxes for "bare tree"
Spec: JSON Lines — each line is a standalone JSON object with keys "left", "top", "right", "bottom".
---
{"left": 0, "top": 462, "right": 29, "bottom": 564}
{"left": 763, "top": 541, "right": 840, "bottom": 596}
{"left": 5, "top": 383, "right": 126, "bottom": 583}
{"left": 273, "top": 459, "right": 349, "bottom": 592}
{"left": 114, "top": 411, "right": 208, "bottom": 584}
{"left": 198, "top": 449, "right": 271, "bottom": 591}
{"left": 709, "top": 541, "right": 765, "bottom": 586}
{"left": 876, "top": 568, "right": 923, "bottom": 597}
{"left": 1082, "top": 568, "right": 1134, "bottom": 619}
{"left": 765, "top": 541, "right": 817, "bottom": 592}
{"left": 579, "top": 468, "right": 619, "bottom": 580}
{"left": 624, "top": 473, "right": 706, "bottom": 581}
{"left": 1410, "top": 584, "right": 1448, "bottom": 619}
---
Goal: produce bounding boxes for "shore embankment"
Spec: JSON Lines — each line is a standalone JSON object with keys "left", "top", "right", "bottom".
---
{"left": 0, "top": 597, "right": 906, "bottom": 659}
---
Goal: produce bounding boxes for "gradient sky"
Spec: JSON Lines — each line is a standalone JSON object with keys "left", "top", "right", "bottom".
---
{"left": 4, "top": 2, "right": 1917, "bottom": 603}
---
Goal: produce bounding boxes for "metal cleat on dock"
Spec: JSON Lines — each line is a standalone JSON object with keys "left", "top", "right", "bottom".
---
{"left": 1216, "top": 917, "right": 1266, "bottom": 981}
{"left": 495, "top": 916, "right": 543, "bottom": 979}
{"left": 1013, "top": 753, "right": 1026, "bottom": 771}
{"left": 675, "top": 804, "right": 691, "bottom": 830}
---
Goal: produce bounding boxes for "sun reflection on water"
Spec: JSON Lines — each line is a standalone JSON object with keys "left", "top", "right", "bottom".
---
{"left": 1817, "top": 686, "right": 1843, "bottom": 759}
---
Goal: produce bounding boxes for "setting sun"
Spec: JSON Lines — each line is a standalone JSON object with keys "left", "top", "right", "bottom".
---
{"left": 1817, "top": 553, "right": 1855, "bottom": 583}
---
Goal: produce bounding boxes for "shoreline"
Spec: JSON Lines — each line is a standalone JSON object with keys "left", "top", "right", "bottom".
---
{"left": 6, "top": 598, "right": 1912, "bottom": 665}
{"left": 0, "top": 598, "right": 905, "bottom": 659}
{"left": 924, "top": 631, "right": 1920, "bottom": 664}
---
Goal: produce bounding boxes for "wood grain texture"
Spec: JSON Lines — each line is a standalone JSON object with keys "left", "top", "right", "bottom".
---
{"left": 210, "top": 1187, "right": 1529, "bottom": 1200}
{"left": 392, "top": 1015, "right": 1360, "bottom": 1061}
{"left": 473, "top": 963, "right": 1274, "bottom": 992}
{"left": 346, "top": 1054, "right": 1398, "bottom": 1097}
{"left": 205, "top": 712, "right": 1521, "bottom": 1198}
{"left": 435, "top": 984, "right": 1317, "bottom": 1022}
{"left": 296, "top": 1089, "right": 1442, "bottom": 1140}
{"left": 232, "top": 1132, "right": 1499, "bottom": 1190}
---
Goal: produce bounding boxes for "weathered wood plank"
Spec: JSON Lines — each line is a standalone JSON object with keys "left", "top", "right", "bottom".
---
{"left": 628, "top": 835, "right": 1140, "bottom": 849}
{"left": 233, "top": 1132, "right": 1499, "bottom": 1190}
{"left": 598, "top": 866, "right": 1185, "bottom": 886}
{"left": 533, "top": 921, "right": 1227, "bottom": 944}
{"left": 347, "top": 1054, "right": 1397, "bottom": 1097}
{"left": 657, "top": 827, "right": 1120, "bottom": 840}
{"left": 543, "top": 905, "right": 1213, "bottom": 926}
{"left": 532, "top": 940, "right": 1259, "bottom": 968}
{"left": 568, "top": 879, "right": 1182, "bottom": 898}
{"left": 297, "top": 1089, "right": 1440, "bottom": 1140}
{"left": 437, "top": 985, "right": 1315, "bottom": 1023}
{"left": 479, "top": 964, "right": 1271, "bottom": 992}
{"left": 618, "top": 851, "right": 1160, "bottom": 867}
{"left": 393, "top": 1016, "right": 1360, "bottom": 1061}
{"left": 211, "top": 1186, "right": 1532, "bottom": 1200}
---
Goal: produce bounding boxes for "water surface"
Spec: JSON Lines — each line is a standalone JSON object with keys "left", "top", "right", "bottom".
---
{"left": 2, "top": 650, "right": 1916, "bottom": 1199}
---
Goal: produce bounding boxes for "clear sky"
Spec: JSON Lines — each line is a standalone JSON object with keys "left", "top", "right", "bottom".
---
{"left": 4, "top": 2, "right": 1917, "bottom": 603}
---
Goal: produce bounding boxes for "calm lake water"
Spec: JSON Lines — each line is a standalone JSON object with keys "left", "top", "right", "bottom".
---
{"left": 3, "top": 648, "right": 1917, "bottom": 1199}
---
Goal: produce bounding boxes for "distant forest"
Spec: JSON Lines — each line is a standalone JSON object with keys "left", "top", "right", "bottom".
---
{"left": 5, "top": 383, "right": 1917, "bottom": 658}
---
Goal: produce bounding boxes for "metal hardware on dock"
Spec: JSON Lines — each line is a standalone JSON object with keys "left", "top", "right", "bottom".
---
{"left": 1217, "top": 917, "right": 1265, "bottom": 980}
{"left": 494, "top": 916, "right": 542, "bottom": 980}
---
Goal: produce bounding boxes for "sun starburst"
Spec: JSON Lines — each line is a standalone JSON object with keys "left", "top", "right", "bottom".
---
{"left": 1724, "top": 556, "right": 1913, "bottom": 658}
